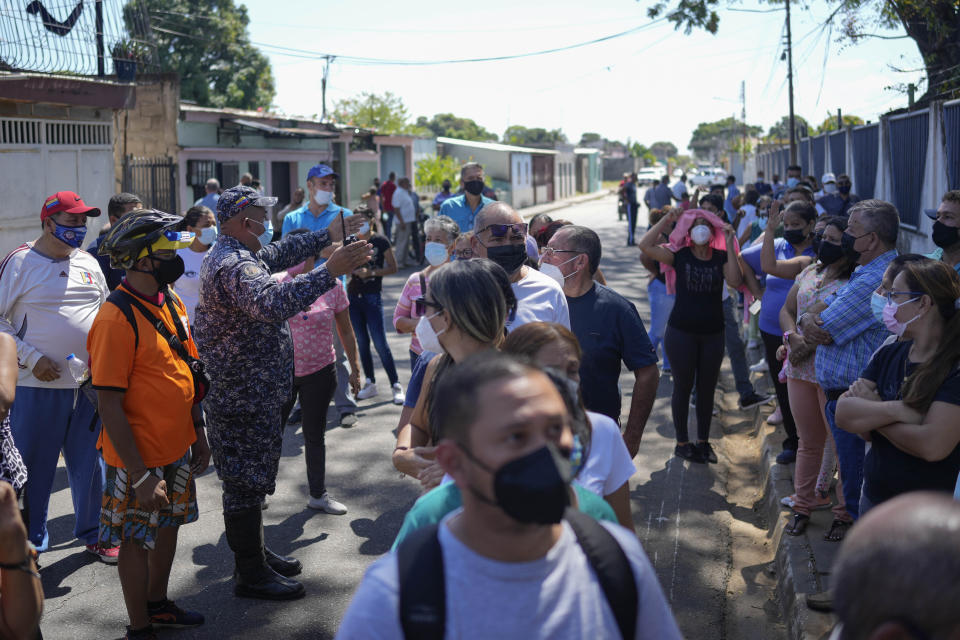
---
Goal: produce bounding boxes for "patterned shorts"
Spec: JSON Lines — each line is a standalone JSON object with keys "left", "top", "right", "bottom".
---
{"left": 99, "top": 451, "right": 198, "bottom": 551}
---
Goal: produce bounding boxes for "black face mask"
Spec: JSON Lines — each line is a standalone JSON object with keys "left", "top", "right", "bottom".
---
{"left": 818, "top": 241, "right": 844, "bottom": 266}
{"left": 838, "top": 185, "right": 851, "bottom": 195}
{"left": 463, "top": 443, "right": 572, "bottom": 525}
{"left": 148, "top": 255, "right": 185, "bottom": 287}
{"left": 464, "top": 180, "right": 485, "bottom": 196}
{"left": 840, "top": 232, "right": 862, "bottom": 263}
{"left": 783, "top": 228, "right": 808, "bottom": 246}
{"left": 485, "top": 242, "right": 527, "bottom": 275}
{"left": 932, "top": 220, "right": 960, "bottom": 249}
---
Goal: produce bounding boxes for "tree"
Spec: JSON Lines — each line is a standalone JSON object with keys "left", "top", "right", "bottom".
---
{"left": 502, "top": 126, "right": 568, "bottom": 147}
{"left": 629, "top": 142, "right": 657, "bottom": 164}
{"left": 766, "top": 115, "right": 811, "bottom": 142}
{"left": 689, "top": 117, "right": 762, "bottom": 161}
{"left": 129, "top": 0, "right": 275, "bottom": 110}
{"left": 645, "top": 0, "right": 960, "bottom": 104}
{"left": 415, "top": 113, "right": 498, "bottom": 141}
{"left": 816, "top": 114, "right": 865, "bottom": 133}
{"left": 332, "top": 91, "right": 421, "bottom": 134}
{"left": 578, "top": 132, "right": 604, "bottom": 146}
{"left": 650, "top": 141, "right": 679, "bottom": 164}
{"left": 415, "top": 154, "right": 462, "bottom": 189}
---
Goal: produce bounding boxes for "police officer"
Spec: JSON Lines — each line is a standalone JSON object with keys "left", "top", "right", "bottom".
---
{"left": 193, "top": 186, "right": 370, "bottom": 601}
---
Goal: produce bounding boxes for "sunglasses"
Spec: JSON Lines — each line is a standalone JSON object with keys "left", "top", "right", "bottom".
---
{"left": 479, "top": 223, "right": 527, "bottom": 239}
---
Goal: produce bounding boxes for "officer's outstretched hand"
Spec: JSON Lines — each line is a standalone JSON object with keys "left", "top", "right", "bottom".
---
{"left": 326, "top": 241, "right": 373, "bottom": 278}
{"left": 327, "top": 213, "right": 367, "bottom": 244}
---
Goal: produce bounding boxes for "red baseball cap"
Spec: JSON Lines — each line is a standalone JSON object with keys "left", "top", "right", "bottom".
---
{"left": 40, "top": 191, "right": 101, "bottom": 221}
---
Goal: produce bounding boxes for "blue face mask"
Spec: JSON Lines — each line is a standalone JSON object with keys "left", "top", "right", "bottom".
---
{"left": 871, "top": 291, "right": 886, "bottom": 324}
{"left": 51, "top": 221, "right": 87, "bottom": 249}
{"left": 249, "top": 218, "right": 273, "bottom": 248}
{"left": 786, "top": 177, "right": 800, "bottom": 189}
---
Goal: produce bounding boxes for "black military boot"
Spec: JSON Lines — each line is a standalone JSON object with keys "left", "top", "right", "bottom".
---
{"left": 223, "top": 508, "right": 305, "bottom": 601}
{"left": 264, "top": 546, "right": 302, "bottom": 577}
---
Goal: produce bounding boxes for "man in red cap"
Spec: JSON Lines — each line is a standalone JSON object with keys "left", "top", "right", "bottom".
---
{"left": 0, "top": 191, "right": 118, "bottom": 562}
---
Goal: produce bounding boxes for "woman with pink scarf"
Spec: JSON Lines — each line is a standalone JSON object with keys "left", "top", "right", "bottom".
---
{"left": 639, "top": 208, "right": 742, "bottom": 463}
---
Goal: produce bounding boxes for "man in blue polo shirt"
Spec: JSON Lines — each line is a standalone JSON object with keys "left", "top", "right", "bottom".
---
{"left": 281, "top": 164, "right": 360, "bottom": 427}
{"left": 439, "top": 162, "right": 493, "bottom": 232}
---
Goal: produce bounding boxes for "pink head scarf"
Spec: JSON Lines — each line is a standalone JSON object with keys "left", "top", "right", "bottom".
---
{"left": 661, "top": 208, "right": 739, "bottom": 295}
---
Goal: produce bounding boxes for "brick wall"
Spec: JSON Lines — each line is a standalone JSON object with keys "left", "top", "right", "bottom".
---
{"left": 113, "top": 72, "right": 180, "bottom": 192}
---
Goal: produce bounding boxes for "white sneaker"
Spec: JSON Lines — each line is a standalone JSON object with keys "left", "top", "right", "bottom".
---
{"left": 356, "top": 379, "right": 378, "bottom": 400}
{"left": 308, "top": 491, "right": 347, "bottom": 515}
{"left": 750, "top": 358, "right": 769, "bottom": 373}
{"left": 391, "top": 383, "right": 404, "bottom": 405}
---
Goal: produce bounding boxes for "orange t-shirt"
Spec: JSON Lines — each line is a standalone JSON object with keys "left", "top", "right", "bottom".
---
{"left": 87, "top": 283, "right": 197, "bottom": 468}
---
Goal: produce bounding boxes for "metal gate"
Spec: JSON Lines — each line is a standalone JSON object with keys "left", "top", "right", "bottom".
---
{"left": 123, "top": 155, "right": 178, "bottom": 214}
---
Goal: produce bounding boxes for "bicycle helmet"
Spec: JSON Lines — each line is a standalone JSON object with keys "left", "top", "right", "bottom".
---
{"left": 98, "top": 208, "right": 195, "bottom": 270}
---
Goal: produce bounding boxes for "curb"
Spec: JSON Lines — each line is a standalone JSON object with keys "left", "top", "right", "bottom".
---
{"left": 518, "top": 190, "right": 612, "bottom": 220}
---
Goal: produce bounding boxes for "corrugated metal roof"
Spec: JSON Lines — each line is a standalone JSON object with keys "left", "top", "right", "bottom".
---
{"left": 437, "top": 136, "right": 559, "bottom": 155}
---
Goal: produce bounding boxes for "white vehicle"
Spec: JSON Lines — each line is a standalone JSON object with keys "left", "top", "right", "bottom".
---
{"left": 689, "top": 168, "right": 725, "bottom": 188}
{"left": 636, "top": 168, "right": 663, "bottom": 185}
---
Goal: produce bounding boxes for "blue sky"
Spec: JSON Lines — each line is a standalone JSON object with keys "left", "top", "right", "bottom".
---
{"left": 243, "top": 0, "right": 924, "bottom": 153}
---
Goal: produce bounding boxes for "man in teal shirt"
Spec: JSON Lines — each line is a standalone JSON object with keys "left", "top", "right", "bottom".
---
{"left": 439, "top": 161, "right": 493, "bottom": 232}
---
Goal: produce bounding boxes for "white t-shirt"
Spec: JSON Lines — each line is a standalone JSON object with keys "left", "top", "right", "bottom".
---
{"left": 507, "top": 267, "right": 570, "bottom": 331}
{"left": 336, "top": 512, "right": 682, "bottom": 640}
{"left": 577, "top": 411, "right": 637, "bottom": 497}
{"left": 0, "top": 242, "right": 108, "bottom": 388}
{"left": 671, "top": 180, "right": 686, "bottom": 200}
{"left": 174, "top": 246, "right": 210, "bottom": 324}
{"left": 736, "top": 204, "right": 757, "bottom": 237}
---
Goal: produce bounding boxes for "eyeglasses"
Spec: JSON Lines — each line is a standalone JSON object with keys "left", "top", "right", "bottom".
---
{"left": 539, "top": 247, "right": 582, "bottom": 259}
{"left": 884, "top": 290, "right": 924, "bottom": 303}
{"left": 455, "top": 248, "right": 473, "bottom": 259}
{"left": 479, "top": 223, "right": 527, "bottom": 239}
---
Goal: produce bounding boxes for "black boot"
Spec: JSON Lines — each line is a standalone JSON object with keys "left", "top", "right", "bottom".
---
{"left": 223, "top": 508, "right": 305, "bottom": 601}
{"left": 264, "top": 546, "right": 302, "bottom": 577}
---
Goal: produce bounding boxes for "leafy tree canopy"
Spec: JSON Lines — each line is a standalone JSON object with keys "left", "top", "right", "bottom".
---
{"left": 817, "top": 114, "right": 865, "bottom": 133}
{"left": 650, "top": 141, "right": 679, "bottom": 163}
{"left": 503, "top": 126, "right": 568, "bottom": 147}
{"left": 766, "top": 115, "right": 811, "bottom": 140}
{"left": 415, "top": 154, "right": 462, "bottom": 189}
{"left": 578, "top": 132, "right": 604, "bottom": 146}
{"left": 415, "top": 113, "right": 498, "bottom": 141}
{"left": 689, "top": 117, "right": 762, "bottom": 159}
{"left": 332, "top": 91, "right": 422, "bottom": 134}
{"left": 134, "top": 0, "right": 275, "bottom": 110}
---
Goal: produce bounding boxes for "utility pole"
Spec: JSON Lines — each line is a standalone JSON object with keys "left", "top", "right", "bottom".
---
{"left": 837, "top": 108, "right": 843, "bottom": 130}
{"left": 321, "top": 55, "right": 334, "bottom": 122}
{"left": 740, "top": 80, "right": 747, "bottom": 169}
{"left": 785, "top": 0, "right": 797, "bottom": 164}
{"left": 95, "top": 0, "right": 104, "bottom": 77}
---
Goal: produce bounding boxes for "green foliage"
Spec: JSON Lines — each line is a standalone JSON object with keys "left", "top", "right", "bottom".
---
{"left": 333, "top": 91, "right": 423, "bottom": 134}
{"left": 578, "top": 132, "right": 604, "bottom": 145}
{"left": 816, "top": 114, "right": 865, "bottom": 133}
{"left": 131, "top": 0, "right": 275, "bottom": 111}
{"left": 415, "top": 154, "right": 462, "bottom": 189}
{"left": 110, "top": 39, "right": 150, "bottom": 63}
{"left": 629, "top": 142, "right": 656, "bottom": 164}
{"left": 766, "top": 115, "right": 810, "bottom": 141}
{"left": 689, "top": 117, "right": 762, "bottom": 159}
{"left": 415, "top": 113, "right": 498, "bottom": 141}
{"left": 650, "top": 141, "right": 679, "bottom": 163}
{"left": 503, "top": 126, "right": 568, "bottom": 147}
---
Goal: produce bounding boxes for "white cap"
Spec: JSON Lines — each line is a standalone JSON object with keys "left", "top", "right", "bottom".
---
{"left": 821, "top": 172, "right": 836, "bottom": 184}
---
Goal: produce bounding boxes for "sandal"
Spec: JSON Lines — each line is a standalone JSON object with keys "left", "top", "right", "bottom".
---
{"left": 824, "top": 519, "right": 852, "bottom": 542}
{"left": 784, "top": 512, "right": 810, "bottom": 536}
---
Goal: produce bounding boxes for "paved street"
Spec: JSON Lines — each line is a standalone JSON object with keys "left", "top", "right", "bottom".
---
{"left": 38, "top": 194, "right": 785, "bottom": 639}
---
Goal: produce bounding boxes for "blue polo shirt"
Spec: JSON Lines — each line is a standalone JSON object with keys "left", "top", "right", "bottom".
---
{"left": 281, "top": 203, "right": 352, "bottom": 237}
{"left": 439, "top": 194, "right": 493, "bottom": 233}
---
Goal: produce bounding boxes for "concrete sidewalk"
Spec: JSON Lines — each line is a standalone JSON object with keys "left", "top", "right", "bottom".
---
{"left": 518, "top": 190, "right": 613, "bottom": 220}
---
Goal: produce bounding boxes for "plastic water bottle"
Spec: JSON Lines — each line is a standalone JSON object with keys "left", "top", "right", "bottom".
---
{"left": 66, "top": 353, "right": 98, "bottom": 408}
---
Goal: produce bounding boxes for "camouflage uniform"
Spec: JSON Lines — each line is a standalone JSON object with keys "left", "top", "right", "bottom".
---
{"left": 193, "top": 187, "right": 339, "bottom": 513}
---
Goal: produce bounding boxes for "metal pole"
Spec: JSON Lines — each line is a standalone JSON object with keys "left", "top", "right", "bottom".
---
{"left": 95, "top": 0, "right": 104, "bottom": 77}
{"left": 837, "top": 108, "right": 843, "bottom": 130}
{"left": 321, "top": 56, "right": 333, "bottom": 122}
{"left": 786, "top": 0, "right": 796, "bottom": 164}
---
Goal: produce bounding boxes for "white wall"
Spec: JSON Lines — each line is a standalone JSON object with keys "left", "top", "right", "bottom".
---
{"left": 511, "top": 153, "right": 534, "bottom": 208}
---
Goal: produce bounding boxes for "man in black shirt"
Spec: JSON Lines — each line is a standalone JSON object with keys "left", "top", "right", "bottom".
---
{"left": 541, "top": 226, "right": 659, "bottom": 457}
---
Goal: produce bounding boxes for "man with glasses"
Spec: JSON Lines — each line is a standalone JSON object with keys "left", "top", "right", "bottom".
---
{"left": 470, "top": 203, "right": 569, "bottom": 330}
{"left": 818, "top": 174, "right": 860, "bottom": 218}
{"left": 542, "top": 225, "right": 659, "bottom": 458}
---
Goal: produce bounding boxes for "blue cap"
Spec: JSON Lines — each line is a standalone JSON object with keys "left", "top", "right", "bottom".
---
{"left": 216, "top": 185, "right": 278, "bottom": 224}
{"left": 307, "top": 164, "right": 338, "bottom": 181}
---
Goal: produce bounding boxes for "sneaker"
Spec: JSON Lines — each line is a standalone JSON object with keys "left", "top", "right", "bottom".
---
{"left": 776, "top": 448, "right": 797, "bottom": 464}
{"left": 356, "top": 379, "right": 378, "bottom": 400}
{"left": 148, "top": 598, "right": 205, "bottom": 628}
{"left": 767, "top": 406, "right": 783, "bottom": 425}
{"left": 780, "top": 494, "right": 796, "bottom": 509}
{"left": 287, "top": 406, "right": 302, "bottom": 426}
{"left": 125, "top": 625, "right": 158, "bottom": 640}
{"left": 739, "top": 391, "right": 775, "bottom": 410}
{"left": 308, "top": 491, "right": 347, "bottom": 515}
{"left": 674, "top": 442, "right": 705, "bottom": 463}
{"left": 697, "top": 441, "right": 718, "bottom": 463}
{"left": 749, "top": 358, "right": 769, "bottom": 373}
{"left": 86, "top": 543, "right": 119, "bottom": 564}
{"left": 391, "top": 382, "right": 404, "bottom": 405}
{"left": 340, "top": 412, "right": 358, "bottom": 428}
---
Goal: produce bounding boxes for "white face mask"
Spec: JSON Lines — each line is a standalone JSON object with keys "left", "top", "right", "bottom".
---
{"left": 314, "top": 189, "right": 334, "bottom": 206}
{"left": 690, "top": 225, "right": 712, "bottom": 246}
{"left": 824, "top": 183, "right": 838, "bottom": 194}
{"left": 539, "top": 255, "right": 580, "bottom": 287}
{"left": 424, "top": 242, "right": 449, "bottom": 266}
{"left": 415, "top": 312, "right": 446, "bottom": 354}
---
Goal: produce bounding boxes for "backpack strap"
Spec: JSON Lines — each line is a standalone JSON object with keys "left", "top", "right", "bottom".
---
{"left": 397, "top": 523, "right": 445, "bottom": 640}
{"left": 564, "top": 507, "right": 638, "bottom": 640}
{"left": 106, "top": 289, "right": 139, "bottom": 350}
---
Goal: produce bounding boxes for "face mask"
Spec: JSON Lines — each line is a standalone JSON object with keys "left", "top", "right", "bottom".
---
{"left": 415, "top": 312, "right": 445, "bottom": 354}
{"left": 818, "top": 241, "right": 844, "bottom": 266}
{"left": 882, "top": 297, "right": 921, "bottom": 336}
{"left": 783, "top": 228, "right": 808, "bottom": 246}
{"left": 424, "top": 242, "right": 449, "bottom": 266}
{"left": 824, "top": 183, "right": 838, "bottom": 194}
{"left": 464, "top": 180, "right": 485, "bottom": 196}
{"left": 148, "top": 255, "right": 185, "bottom": 287}
{"left": 484, "top": 243, "right": 527, "bottom": 275}
{"left": 314, "top": 189, "right": 334, "bottom": 206}
{"left": 870, "top": 291, "right": 887, "bottom": 324}
{"left": 838, "top": 185, "right": 851, "bottom": 195}
{"left": 840, "top": 232, "right": 862, "bottom": 263}
{"left": 690, "top": 225, "right": 712, "bottom": 245}
{"left": 463, "top": 443, "right": 572, "bottom": 525}
{"left": 358, "top": 221, "right": 371, "bottom": 236}
{"left": 932, "top": 220, "right": 960, "bottom": 249}
{"left": 539, "top": 255, "right": 580, "bottom": 287}
{"left": 51, "top": 221, "right": 87, "bottom": 249}
{"left": 249, "top": 218, "right": 273, "bottom": 248}
{"left": 756, "top": 214, "right": 768, "bottom": 231}
{"left": 786, "top": 177, "right": 800, "bottom": 188}
{"left": 199, "top": 226, "right": 218, "bottom": 246}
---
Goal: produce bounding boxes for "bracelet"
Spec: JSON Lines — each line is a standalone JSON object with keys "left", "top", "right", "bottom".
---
{"left": 0, "top": 557, "right": 41, "bottom": 579}
{"left": 132, "top": 471, "right": 153, "bottom": 489}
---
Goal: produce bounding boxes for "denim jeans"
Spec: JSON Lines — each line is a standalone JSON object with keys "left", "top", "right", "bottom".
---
{"left": 349, "top": 291, "right": 399, "bottom": 386}
{"left": 647, "top": 278, "right": 674, "bottom": 370}
{"left": 723, "top": 295, "right": 755, "bottom": 398}
{"left": 626, "top": 202, "right": 638, "bottom": 244}
{"left": 824, "top": 398, "right": 866, "bottom": 520}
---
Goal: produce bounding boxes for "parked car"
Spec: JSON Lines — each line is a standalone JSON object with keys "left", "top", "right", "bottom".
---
{"left": 689, "top": 168, "right": 725, "bottom": 188}
{"left": 636, "top": 168, "right": 662, "bottom": 185}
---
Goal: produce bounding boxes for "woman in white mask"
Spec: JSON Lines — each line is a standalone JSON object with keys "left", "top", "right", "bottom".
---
{"left": 639, "top": 208, "right": 741, "bottom": 464}
{"left": 392, "top": 215, "right": 460, "bottom": 370}
{"left": 175, "top": 205, "right": 217, "bottom": 326}
{"left": 392, "top": 259, "right": 517, "bottom": 490}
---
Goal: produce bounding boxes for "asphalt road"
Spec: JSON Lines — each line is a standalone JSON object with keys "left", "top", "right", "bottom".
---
{"left": 37, "top": 194, "right": 785, "bottom": 639}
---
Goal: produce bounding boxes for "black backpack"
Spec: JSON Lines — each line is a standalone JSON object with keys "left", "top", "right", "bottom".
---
{"left": 397, "top": 507, "right": 638, "bottom": 640}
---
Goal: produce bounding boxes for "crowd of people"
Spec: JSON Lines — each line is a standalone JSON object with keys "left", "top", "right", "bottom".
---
{"left": 0, "top": 156, "right": 958, "bottom": 639}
